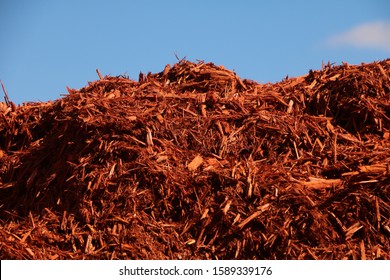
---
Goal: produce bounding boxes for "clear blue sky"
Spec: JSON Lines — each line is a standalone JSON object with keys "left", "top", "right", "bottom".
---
{"left": 1, "top": 0, "right": 389, "bottom": 105}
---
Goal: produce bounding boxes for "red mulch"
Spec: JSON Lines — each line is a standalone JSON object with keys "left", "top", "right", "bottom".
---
{"left": 0, "top": 59, "right": 389, "bottom": 259}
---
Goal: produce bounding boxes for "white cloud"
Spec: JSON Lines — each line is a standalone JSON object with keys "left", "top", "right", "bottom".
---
{"left": 327, "top": 21, "right": 390, "bottom": 51}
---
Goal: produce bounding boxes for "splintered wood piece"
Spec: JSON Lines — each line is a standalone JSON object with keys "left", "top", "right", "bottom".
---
{"left": 201, "top": 208, "right": 209, "bottom": 219}
{"left": 358, "top": 164, "right": 388, "bottom": 174}
{"left": 96, "top": 69, "right": 103, "bottom": 80}
{"left": 345, "top": 222, "right": 363, "bottom": 240}
{"left": 377, "top": 64, "right": 389, "bottom": 80}
{"left": 375, "top": 196, "right": 381, "bottom": 230}
{"left": 162, "top": 64, "right": 170, "bottom": 76}
{"left": 1, "top": 80, "right": 11, "bottom": 107}
{"left": 25, "top": 247, "right": 35, "bottom": 258}
{"left": 85, "top": 235, "right": 94, "bottom": 254}
{"left": 146, "top": 127, "right": 154, "bottom": 146}
{"left": 295, "top": 177, "right": 343, "bottom": 189}
{"left": 238, "top": 204, "right": 270, "bottom": 229}
{"left": 187, "top": 155, "right": 203, "bottom": 171}
{"left": 222, "top": 200, "right": 232, "bottom": 215}
{"left": 360, "top": 241, "right": 366, "bottom": 260}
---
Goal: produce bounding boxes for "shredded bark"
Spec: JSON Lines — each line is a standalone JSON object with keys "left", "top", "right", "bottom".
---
{"left": 1, "top": 59, "right": 389, "bottom": 259}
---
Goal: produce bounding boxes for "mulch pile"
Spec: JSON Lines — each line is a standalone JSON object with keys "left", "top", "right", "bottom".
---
{"left": 0, "top": 59, "right": 389, "bottom": 260}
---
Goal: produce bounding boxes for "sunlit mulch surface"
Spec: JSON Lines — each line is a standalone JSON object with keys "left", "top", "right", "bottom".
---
{"left": 1, "top": 59, "right": 389, "bottom": 259}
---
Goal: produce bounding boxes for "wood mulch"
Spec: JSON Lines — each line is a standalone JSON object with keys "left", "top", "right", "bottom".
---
{"left": 0, "top": 59, "right": 389, "bottom": 259}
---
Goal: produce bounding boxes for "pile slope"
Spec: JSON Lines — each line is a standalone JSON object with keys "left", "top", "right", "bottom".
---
{"left": 0, "top": 59, "right": 389, "bottom": 259}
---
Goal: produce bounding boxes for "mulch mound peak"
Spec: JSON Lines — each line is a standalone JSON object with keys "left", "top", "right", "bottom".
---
{"left": 0, "top": 59, "right": 389, "bottom": 259}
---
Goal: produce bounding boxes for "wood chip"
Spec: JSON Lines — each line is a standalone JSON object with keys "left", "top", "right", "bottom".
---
{"left": 187, "top": 155, "right": 203, "bottom": 171}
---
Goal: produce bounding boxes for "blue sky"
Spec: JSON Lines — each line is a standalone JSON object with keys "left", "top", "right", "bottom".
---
{"left": 1, "top": 0, "right": 390, "bottom": 105}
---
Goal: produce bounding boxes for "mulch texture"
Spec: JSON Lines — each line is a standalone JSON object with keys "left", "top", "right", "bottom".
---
{"left": 0, "top": 59, "right": 389, "bottom": 259}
